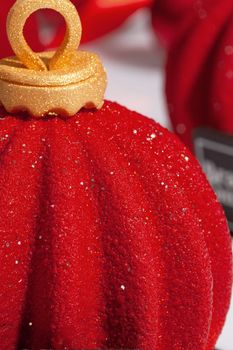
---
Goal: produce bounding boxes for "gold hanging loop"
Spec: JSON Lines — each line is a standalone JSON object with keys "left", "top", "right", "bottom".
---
{"left": 7, "top": 0, "right": 82, "bottom": 71}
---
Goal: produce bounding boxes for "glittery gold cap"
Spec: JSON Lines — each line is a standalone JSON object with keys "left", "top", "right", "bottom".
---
{"left": 0, "top": 0, "right": 107, "bottom": 117}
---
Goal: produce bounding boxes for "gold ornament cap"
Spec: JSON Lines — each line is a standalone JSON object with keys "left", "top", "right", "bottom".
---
{"left": 0, "top": 0, "right": 107, "bottom": 117}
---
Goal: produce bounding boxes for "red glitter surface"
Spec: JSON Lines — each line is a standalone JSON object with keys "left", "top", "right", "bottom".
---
{"left": 0, "top": 101, "right": 231, "bottom": 349}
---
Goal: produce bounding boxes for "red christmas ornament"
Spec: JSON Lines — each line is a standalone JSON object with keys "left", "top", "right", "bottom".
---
{"left": 0, "top": 1, "right": 232, "bottom": 350}
{"left": 0, "top": 101, "right": 232, "bottom": 350}
{"left": 161, "top": 0, "right": 233, "bottom": 149}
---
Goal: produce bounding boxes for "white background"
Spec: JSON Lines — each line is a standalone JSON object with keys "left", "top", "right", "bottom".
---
{"left": 82, "top": 9, "right": 233, "bottom": 350}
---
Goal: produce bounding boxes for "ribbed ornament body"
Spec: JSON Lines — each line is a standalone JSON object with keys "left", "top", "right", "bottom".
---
{"left": 0, "top": 101, "right": 231, "bottom": 350}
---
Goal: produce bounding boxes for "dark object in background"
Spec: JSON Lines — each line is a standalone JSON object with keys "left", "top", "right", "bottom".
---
{"left": 194, "top": 128, "right": 233, "bottom": 233}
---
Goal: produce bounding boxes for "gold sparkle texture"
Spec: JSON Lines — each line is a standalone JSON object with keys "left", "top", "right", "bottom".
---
{"left": 0, "top": 0, "right": 107, "bottom": 117}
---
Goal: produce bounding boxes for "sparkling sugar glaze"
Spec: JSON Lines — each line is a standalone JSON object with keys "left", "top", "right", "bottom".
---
{"left": 0, "top": 101, "right": 231, "bottom": 350}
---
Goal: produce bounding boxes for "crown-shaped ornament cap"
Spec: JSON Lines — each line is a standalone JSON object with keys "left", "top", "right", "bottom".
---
{"left": 0, "top": 0, "right": 107, "bottom": 117}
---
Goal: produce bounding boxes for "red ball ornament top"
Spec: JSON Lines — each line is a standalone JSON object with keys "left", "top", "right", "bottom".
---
{"left": 0, "top": 0, "right": 107, "bottom": 117}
